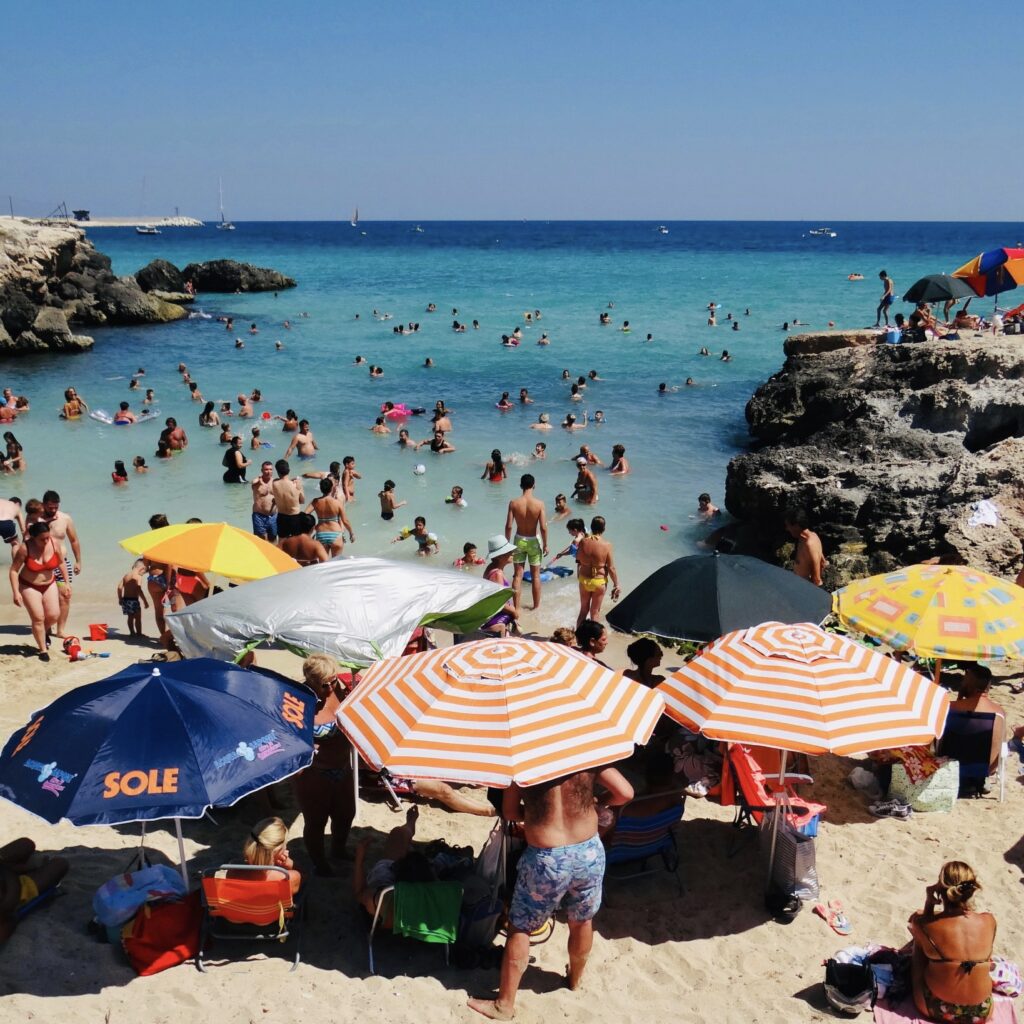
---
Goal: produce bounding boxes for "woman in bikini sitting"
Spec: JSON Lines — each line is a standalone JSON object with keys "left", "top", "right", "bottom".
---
{"left": 291, "top": 654, "right": 356, "bottom": 875}
{"left": 9, "top": 521, "right": 64, "bottom": 660}
{"left": 908, "top": 861, "right": 996, "bottom": 1024}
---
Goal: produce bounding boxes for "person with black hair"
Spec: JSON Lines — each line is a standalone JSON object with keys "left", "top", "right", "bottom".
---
{"left": 784, "top": 507, "right": 826, "bottom": 587}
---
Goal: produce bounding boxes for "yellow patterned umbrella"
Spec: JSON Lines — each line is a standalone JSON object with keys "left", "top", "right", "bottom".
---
{"left": 832, "top": 564, "right": 1024, "bottom": 660}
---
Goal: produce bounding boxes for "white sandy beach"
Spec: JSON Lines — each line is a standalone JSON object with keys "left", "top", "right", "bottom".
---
{"left": 0, "top": 596, "right": 1020, "bottom": 1024}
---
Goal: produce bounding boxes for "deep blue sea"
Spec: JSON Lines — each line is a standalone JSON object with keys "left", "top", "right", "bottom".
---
{"left": 3, "top": 220, "right": 1021, "bottom": 625}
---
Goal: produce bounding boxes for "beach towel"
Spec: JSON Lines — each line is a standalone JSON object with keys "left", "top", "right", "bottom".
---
{"left": 968, "top": 499, "right": 1000, "bottom": 528}
{"left": 873, "top": 994, "right": 1018, "bottom": 1024}
{"left": 392, "top": 881, "right": 462, "bottom": 944}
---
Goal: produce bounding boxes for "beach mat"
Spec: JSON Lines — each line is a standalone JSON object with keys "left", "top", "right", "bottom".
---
{"left": 874, "top": 995, "right": 1018, "bottom": 1024}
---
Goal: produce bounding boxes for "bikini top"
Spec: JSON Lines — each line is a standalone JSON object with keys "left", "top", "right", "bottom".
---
{"left": 25, "top": 541, "right": 60, "bottom": 573}
{"left": 919, "top": 923, "right": 993, "bottom": 974}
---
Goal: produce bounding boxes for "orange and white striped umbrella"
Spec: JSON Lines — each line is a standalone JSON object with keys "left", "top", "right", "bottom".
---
{"left": 337, "top": 638, "right": 664, "bottom": 787}
{"left": 658, "top": 621, "right": 949, "bottom": 756}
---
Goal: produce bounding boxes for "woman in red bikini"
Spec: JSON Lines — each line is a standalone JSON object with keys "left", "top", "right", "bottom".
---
{"left": 8, "top": 521, "right": 64, "bottom": 660}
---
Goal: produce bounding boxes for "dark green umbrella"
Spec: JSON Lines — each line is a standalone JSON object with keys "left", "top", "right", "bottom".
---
{"left": 607, "top": 553, "right": 831, "bottom": 643}
{"left": 903, "top": 274, "right": 976, "bottom": 305}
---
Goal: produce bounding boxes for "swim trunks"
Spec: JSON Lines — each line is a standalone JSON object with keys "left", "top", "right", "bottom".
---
{"left": 509, "top": 835, "right": 605, "bottom": 934}
{"left": 251, "top": 511, "right": 278, "bottom": 541}
{"left": 54, "top": 558, "right": 74, "bottom": 587}
{"left": 883, "top": 294, "right": 894, "bottom": 306}
{"left": 513, "top": 535, "right": 543, "bottom": 566}
{"left": 381, "top": 511, "right": 394, "bottom": 521}
{"left": 120, "top": 597, "right": 141, "bottom": 616}
{"left": 0, "top": 520, "right": 16, "bottom": 543}
{"left": 579, "top": 574, "right": 607, "bottom": 593}
{"left": 277, "top": 512, "right": 311, "bottom": 539}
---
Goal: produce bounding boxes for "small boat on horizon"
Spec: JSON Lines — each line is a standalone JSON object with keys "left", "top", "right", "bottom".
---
{"left": 135, "top": 224, "right": 161, "bottom": 235}
{"left": 657, "top": 225, "right": 669, "bottom": 234}
{"left": 413, "top": 224, "right": 425, "bottom": 233}
{"left": 217, "top": 178, "right": 235, "bottom": 231}
{"left": 351, "top": 207, "right": 359, "bottom": 227}
{"left": 808, "top": 227, "right": 837, "bottom": 238}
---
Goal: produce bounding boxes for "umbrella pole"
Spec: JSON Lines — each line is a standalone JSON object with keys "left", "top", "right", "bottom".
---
{"left": 351, "top": 746, "right": 360, "bottom": 825}
{"left": 174, "top": 818, "right": 189, "bottom": 888}
{"left": 933, "top": 658, "right": 942, "bottom": 686}
{"left": 766, "top": 750, "right": 787, "bottom": 887}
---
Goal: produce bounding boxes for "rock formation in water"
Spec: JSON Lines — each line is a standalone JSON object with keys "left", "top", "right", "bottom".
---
{"left": 0, "top": 218, "right": 187, "bottom": 355}
{"left": 178, "top": 259, "right": 296, "bottom": 293}
{"left": 725, "top": 334, "right": 1024, "bottom": 588}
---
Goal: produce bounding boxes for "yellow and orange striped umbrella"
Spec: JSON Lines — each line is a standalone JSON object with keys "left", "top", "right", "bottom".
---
{"left": 119, "top": 522, "right": 299, "bottom": 581}
{"left": 336, "top": 638, "right": 664, "bottom": 787}
{"left": 658, "top": 622, "right": 948, "bottom": 756}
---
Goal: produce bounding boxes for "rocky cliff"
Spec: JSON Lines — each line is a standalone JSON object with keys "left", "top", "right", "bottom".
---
{"left": 0, "top": 218, "right": 186, "bottom": 355}
{"left": 725, "top": 336, "right": 1024, "bottom": 588}
{"left": 133, "top": 258, "right": 296, "bottom": 294}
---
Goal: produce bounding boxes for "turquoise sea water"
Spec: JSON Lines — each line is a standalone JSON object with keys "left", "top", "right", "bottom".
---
{"left": 3, "top": 221, "right": 1020, "bottom": 626}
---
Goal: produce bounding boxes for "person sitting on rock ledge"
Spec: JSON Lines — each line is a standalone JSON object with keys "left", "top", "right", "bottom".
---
{"left": 784, "top": 507, "right": 826, "bottom": 587}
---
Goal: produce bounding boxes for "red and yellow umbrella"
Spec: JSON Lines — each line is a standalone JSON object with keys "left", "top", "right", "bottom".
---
{"left": 952, "top": 247, "right": 1024, "bottom": 298}
{"left": 119, "top": 522, "right": 299, "bottom": 581}
{"left": 337, "top": 638, "right": 664, "bottom": 787}
{"left": 657, "top": 621, "right": 948, "bottom": 756}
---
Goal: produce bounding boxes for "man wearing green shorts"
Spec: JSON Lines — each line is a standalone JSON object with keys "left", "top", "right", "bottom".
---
{"left": 504, "top": 473, "right": 549, "bottom": 614}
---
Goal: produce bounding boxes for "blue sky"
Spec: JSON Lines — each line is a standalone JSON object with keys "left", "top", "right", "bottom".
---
{"left": 4, "top": 1, "right": 1022, "bottom": 221}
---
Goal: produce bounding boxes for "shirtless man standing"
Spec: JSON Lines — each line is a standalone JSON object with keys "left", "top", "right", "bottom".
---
{"left": 285, "top": 419, "right": 318, "bottom": 460}
{"left": 571, "top": 457, "right": 598, "bottom": 505}
{"left": 251, "top": 461, "right": 278, "bottom": 541}
{"left": 468, "top": 766, "right": 633, "bottom": 1021}
{"left": 163, "top": 417, "right": 188, "bottom": 451}
{"left": 504, "top": 473, "right": 549, "bottom": 613}
{"left": 37, "top": 490, "right": 81, "bottom": 637}
{"left": 784, "top": 508, "right": 826, "bottom": 587}
{"left": 0, "top": 497, "right": 24, "bottom": 549}
{"left": 272, "top": 460, "right": 308, "bottom": 541}
{"left": 574, "top": 516, "right": 619, "bottom": 627}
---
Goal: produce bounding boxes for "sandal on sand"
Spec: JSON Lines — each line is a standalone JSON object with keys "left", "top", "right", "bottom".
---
{"left": 813, "top": 900, "right": 852, "bottom": 936}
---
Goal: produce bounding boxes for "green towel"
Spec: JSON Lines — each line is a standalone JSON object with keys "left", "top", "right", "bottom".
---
{"left": 392, "top": 882, "right": 463, "bottom": 944}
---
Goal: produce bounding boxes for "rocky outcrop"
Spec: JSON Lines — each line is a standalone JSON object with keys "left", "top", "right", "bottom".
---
{"left": 181, "top": 259, "right": 296, "bottom": 293}
{"left": 135, "top": 258, "right": 185, "bottom": 293}
{"left": 725, "top": 337, "right": 1024, "bottom": 588}
{"left": 0, "top": 218, "right": 187, "bottom": 356}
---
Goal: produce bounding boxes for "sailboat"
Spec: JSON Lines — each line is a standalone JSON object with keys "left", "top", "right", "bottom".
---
{"left": 217, "top": 178, "right": 235, "bottom": 231}
{"left": 350, "top": 207, "right": 359, "bottom": 228}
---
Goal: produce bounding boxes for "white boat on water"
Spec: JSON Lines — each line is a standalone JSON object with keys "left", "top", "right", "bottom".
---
{"left": 135, "top": 225, "right": 161, "bottom": 235}
{"left": 657, "top": 225, "right": 669, "bottom": 234}
{"left": 217, "top": 178, "right": 235, "bottom": 231}
{"left": 413, "top": 224, "right": 425, "bottom": 233}
{"left": 808, "top": 227, "right": 837, "bottom": 237}
{"left": 350, "top": 207, "right": 359, "bottom": 227}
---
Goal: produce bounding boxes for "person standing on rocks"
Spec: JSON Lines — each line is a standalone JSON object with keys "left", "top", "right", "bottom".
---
{"left": 875, "top": 269, "right": 895, "bottom": 327}
{"left": 784, "top": 508, "right": 826, "bottom": 587}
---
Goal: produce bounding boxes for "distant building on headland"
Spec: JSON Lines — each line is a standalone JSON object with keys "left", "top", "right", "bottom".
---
{"left": 72, "top": 209, "right": 90, "bottom": 221}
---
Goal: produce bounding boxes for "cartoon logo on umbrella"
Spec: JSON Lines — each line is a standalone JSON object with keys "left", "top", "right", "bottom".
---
{"left": 23, "top": 758, "right": 76, "bottom": 796}
{"left": 215, "top": 731, "right": 283, "bottom": 770}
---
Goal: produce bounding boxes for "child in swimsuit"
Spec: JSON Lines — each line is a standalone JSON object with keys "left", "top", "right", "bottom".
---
{"left": 378, "top": 480, "right": 405, "bottom": 521}
{"left": 117, "top": 559, "right": 149, "bottom": 637}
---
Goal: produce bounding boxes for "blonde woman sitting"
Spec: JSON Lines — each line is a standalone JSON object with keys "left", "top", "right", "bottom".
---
{"left": 234, "top": 817, "right": 303, "bottom": 897}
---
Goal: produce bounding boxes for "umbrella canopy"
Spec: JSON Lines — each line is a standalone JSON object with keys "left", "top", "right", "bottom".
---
{"left": 833, "top": 563, "right": 1024, "bottom": 660}
{"left": 337, "top": 638, "right": 665, "bottom": 787}
{"left": 0, "top": 659, "right": 315, "bottom": 827}
{"left": 902, "top": 273, "right": 977, "bottom": 305}
{"left": 120, "top": 522, "right": 299, "bottom": 581}
{"left": 952, "top": 247, "right": 1024, "bottom": 298}
{"left": 606, "top": 553, "right": 832, "bottom": 643}
{"left": 167, "top": 556, "right": 513, "bottom": 667}
{"left": 657, "top": 621, "right": 949, "bottom": 756}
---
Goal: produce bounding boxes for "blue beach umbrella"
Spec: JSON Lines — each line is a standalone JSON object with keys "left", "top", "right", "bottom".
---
{"left": 0, "top": 659, "right": 315, "bottom": 882}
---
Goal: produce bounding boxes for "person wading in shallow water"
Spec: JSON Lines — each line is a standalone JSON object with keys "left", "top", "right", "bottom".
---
{"left": 468, "top": 766, "right": 633, "bottom": 1021}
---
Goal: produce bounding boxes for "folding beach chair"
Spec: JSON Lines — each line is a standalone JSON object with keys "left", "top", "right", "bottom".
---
{"left": 367, "top": 880, "right": 463, "bottom": 975}
{"left": 196, "top": 865, "right": 305, "bottom": 971}
{"left": 724, "top": 745, "right": 826, "bottom": 857}
{"left": 937, "top": 710, "right": 1008, "bottom": 802}
{"left": 605, "top": 794, "right": 686, "bottom": 893}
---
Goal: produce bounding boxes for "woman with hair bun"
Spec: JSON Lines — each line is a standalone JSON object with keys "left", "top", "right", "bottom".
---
{"left": 908, "top": 861, "right": 997, "bottom": 1023}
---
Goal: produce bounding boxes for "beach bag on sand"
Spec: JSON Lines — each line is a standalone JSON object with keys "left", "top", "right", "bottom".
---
{"left": 93, "top": 864, "right": 188, "bottom": 928}
{"left": 122, "top": 891, "right": 202, "bottom": 976}
{"left": 889, "top": 759, "right": 958, "bottom": 813}
{"left": 456, "top": 820, "right": 505, "bottom": 961}
{"left": 823, "top": 958, "right": 876, "bottom": 1015}
{"left": 760, "top": 797, "right": 819, "bottom": 902}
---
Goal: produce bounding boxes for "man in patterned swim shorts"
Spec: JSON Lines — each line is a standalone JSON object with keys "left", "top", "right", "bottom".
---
{"left": 468, "top": 766, "right": 633, "bottom": 1021}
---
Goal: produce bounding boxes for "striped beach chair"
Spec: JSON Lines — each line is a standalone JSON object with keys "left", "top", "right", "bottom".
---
{"left": 605, "top": 795, "right": 686, "bottom": 893}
